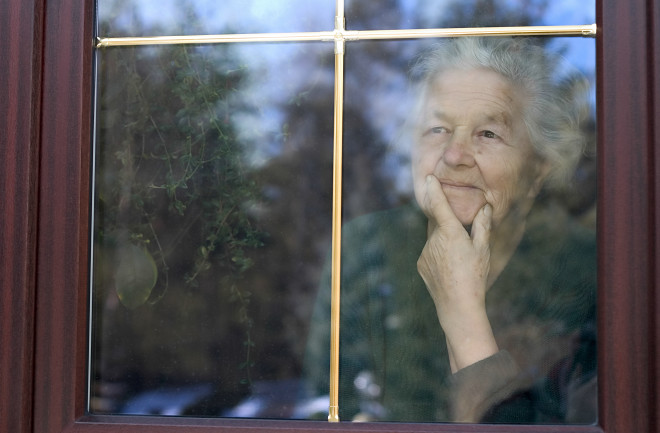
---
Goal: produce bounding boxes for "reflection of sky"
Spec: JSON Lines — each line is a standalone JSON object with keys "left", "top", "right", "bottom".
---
{"left": 99, "top": 0, "right": 596, "bottom": 82}
{"left": 110, "top": 0, "right": 595, "bottom": 36}
{"left": 546, "top": 0, "right": 595, "bottom": 24}
{"left": 99, "top": 0, "right": 596, "bottom": 172}
{"left": 100, "top": 0, "right": 335, "bottom": 35}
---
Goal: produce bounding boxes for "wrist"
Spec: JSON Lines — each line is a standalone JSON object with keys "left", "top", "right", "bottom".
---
{"left": 442, "top": 312, "right": 498, "bottom": 372}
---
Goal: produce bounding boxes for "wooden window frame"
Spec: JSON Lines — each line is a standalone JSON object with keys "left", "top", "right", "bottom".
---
{"left": 1, "top": 0, "right": 658, "bottom": 432}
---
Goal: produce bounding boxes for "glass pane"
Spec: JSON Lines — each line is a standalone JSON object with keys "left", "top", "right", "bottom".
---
{"left": 302, "top": 36, "right": 597, "bottom": 423}
{"left": 98, "top": 0, "right": 335, "bottom": 37}
{"left": 89, "top": 41, "right": 335, "bottom": 419}
{"left": 345, "top": 0, "right": 595, "bottom": 30}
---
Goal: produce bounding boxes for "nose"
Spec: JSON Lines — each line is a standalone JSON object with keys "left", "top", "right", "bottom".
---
{"left": 442, "top": 131, "right": 475, "bottom": 168}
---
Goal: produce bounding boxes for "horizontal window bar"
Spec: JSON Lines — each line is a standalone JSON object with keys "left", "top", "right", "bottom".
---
{"left": 96, "top": 24, "right": 597, "bottom": 48}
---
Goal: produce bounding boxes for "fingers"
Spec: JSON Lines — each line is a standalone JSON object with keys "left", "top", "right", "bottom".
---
{"left": 423, "top": 175, "right": 460, "bottom": 228}
{"left": 470, "top": 203, "right": 492, "bottom": 249}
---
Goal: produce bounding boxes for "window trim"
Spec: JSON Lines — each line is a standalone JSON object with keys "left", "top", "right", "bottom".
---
{"left": 0, "top": 0, "right": 657, "bottom": 432}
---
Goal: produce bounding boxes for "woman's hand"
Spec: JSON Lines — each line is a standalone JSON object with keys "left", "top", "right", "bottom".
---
{"left": 417, "top": 175, "right": 498, "bottom": 372}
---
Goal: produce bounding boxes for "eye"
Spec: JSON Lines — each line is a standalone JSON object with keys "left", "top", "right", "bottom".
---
{"left": 482, "top": 130, "right": 498, "bottom": 139}
{"left": 430, "top": 126, "right": 449, "bottom": 134}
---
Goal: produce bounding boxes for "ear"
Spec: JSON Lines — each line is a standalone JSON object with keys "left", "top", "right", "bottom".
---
{"left": 527, "top": 159, "right": 552, "bottom": 198}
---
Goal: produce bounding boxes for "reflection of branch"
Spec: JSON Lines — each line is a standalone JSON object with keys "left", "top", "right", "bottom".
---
{"left": 158, "top": 207, "right": 203, "bottom": 258}
{"left": 146, "top": 220, "right": 169, "bottom": 304}
{"left": 185, "top": 203, "right": 237, "bottom": 284}
{"left": 148, "top": 114, "right": 178, "bottom": 203}
{"left": 219, "top": 203, "right": 238, "bottom": 227}
{"left": 183, "top": 46, "right": 230, "bottom": 138}
{"left": 230, "top": 283, "right": 254, "bottom": 386}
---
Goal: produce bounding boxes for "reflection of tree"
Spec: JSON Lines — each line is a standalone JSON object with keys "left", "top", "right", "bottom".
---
{"left": 436, "top": 0, "right": 548, "bottom": 28}
{"left": 240, "top": 88, "right": 396, "bottom": 374}
{"left": 92, "top": 36, "right": 268, "bottom": 412}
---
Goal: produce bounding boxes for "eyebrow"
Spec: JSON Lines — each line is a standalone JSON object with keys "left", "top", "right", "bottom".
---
{"left": 483, "top": 113, "right": 513, "bottom": 130}
{"left": 430, "top": 109, "right": 513, "bottom": 129}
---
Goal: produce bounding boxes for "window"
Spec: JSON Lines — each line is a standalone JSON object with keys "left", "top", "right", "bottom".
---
{"left": 1, "top": 0, "right": 658, "bottom": 432}
{"left": 90, "top": 0, "right": 600, "bottom": 424}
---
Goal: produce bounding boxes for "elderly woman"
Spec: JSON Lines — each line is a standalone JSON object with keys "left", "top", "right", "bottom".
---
{"left": 303, "top": 37, "right": 596, "bottom": 424}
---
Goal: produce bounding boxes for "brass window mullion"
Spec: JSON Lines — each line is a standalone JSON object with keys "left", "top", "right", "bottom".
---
{"left": 328, "top": 1, "right": 345, "bottom": 422}
{"left": 329, "top": 36, "right": 344, "bottom": 426}
{"left": 96, "top": 24, "right": 596, "bottom": 48}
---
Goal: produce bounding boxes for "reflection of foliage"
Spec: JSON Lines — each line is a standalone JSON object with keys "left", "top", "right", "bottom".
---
{"left": 96, "top": 43, "right": 262, "bottom": 307}
{"left": 228, "top": 283, "right": 255, "bottom": 384}
{"left": 93, "top": 42, "right": 265, "bottom": 405}
{"left": 113, "top": 243, "right": 158, "bottom": 308}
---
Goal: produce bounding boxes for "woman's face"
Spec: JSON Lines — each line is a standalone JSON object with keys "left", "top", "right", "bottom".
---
{"left": 412, "top": 68, "right": 547, "bottom": 228}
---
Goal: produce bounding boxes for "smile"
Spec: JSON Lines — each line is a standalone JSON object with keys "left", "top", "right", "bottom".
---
{"left": 439, "top": 180, "right": 481, "bottom": 191}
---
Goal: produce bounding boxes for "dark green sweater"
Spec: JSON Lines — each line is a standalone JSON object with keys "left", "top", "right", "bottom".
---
{"left": 303, "top": 204, "right": 596, "bottom": 424}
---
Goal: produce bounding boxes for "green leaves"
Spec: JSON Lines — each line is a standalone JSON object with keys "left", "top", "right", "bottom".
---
{"left": 97, "top": 43, "right": 263, "bottom": 294}
{"left": 114, "top": 243, "right": 158, "bottom": 309}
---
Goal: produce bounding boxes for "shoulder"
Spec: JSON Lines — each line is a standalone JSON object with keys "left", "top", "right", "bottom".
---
{"left": 342, "top": 205, "right": 427, "bottom": 249}
{"left": 514, "top": 204, "right": 597, "bottom": 288}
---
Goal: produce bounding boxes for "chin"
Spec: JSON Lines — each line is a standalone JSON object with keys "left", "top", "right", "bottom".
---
{"left": 447, "top": 201, "right": 483, "bottom": 226}
{"left": 456, "top": 215, "right": 479, "bottom": 227}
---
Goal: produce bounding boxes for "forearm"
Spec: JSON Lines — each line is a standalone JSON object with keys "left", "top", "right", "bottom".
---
{"left": 441, "top": 309, "right": 499, "bottom": 373}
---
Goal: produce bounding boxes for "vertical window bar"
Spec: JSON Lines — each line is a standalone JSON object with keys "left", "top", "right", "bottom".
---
{"left": 328, "top": 0, "right": 345, "bottom": 422}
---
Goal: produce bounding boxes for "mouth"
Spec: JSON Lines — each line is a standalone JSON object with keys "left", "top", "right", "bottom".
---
{"left": 439, "top": 180, "right": 481, "bottom": 192}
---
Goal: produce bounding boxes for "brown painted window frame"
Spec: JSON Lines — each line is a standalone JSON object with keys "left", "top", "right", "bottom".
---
{"left": 1, "top": 0, "right": 658, "bottom": 433}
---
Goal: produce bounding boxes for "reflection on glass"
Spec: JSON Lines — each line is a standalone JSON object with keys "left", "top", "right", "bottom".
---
{"left": 98, "top": 0, "right": 335, "bottom": 37}
{"left": 303, "top": 37, "right": 597, "bottom": 423}
{"left": 89, "top": 41, "right": 334, "bottom": 418}
{"left": 92, "top": 0, "right": 597, "bottom": 424}
{"left": 345, "top": 0, "right": 596, "bottom": 31}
